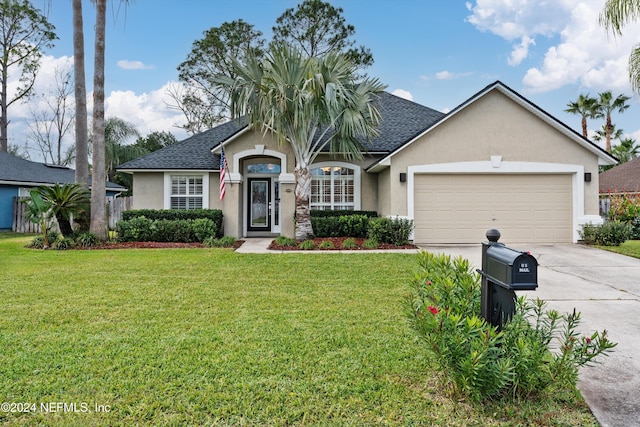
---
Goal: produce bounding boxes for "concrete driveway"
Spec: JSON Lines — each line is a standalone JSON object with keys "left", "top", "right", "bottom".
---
{"left": 420, "top": 243, "right": 640, "bottom": 427}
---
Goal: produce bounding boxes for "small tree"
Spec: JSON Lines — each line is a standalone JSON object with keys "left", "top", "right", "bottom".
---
{"left": 219, "top": 43, "right": 385, "bottom": 240}
{"left": 21, "top": 189, "right": 53, "bottom": 247}
{"left": 0, "top": 0, "right": 57, "bottom": 152}
{"left": 38, "top": 183, "right": 90, "bottom": 237}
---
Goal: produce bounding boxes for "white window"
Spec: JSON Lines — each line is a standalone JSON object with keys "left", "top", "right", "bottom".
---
{"left": 310, "top": 163, "right": 360, "bottom": 210}
{"left": 165, "top": 174, "right": 209, "bottom": 209}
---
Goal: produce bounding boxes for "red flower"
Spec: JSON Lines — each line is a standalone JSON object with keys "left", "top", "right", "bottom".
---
{"left": 586, "top": 337, "right": 592, "bottom": 344}
{"left": 428, "top": 306, "right": 438, "bottom": 315}
{"left": 426, "top": 280, "right": 432, "bottom": 286}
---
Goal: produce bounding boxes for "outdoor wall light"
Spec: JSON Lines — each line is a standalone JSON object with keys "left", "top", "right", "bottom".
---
{"left": 584, "top": 172, "right": 592, "bottom": 182}
{"left": 399, "top": 173, "right": 407, "bottom": 182}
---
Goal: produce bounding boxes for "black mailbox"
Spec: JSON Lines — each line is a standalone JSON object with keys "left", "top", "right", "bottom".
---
{"left": 485, "top": 245, "right": 538, "bottom": 291}
{"left": 478, "top": 229, "right": 539, "bottom": 330}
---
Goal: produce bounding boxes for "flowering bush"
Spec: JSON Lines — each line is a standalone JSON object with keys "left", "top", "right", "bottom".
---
{"left": 606, "top": 193, "right": 640, "bottom": 239}
{"left": 406, "top": 251, "right": 616, "bottom": 401}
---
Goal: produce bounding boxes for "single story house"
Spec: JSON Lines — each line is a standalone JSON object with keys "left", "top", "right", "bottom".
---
{"left": 118, "top": 81, "right": 616, "bottom": 244}
{"left": 599, "top": 156, "right": 640, "bottom": 196}
{"left": 0, "top": 151, "right": 125, "bottom": 230}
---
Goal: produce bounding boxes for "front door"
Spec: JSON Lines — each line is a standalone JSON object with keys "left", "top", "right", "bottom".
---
{"left": 248, "top": 178, "right": 271, "bottom": 231}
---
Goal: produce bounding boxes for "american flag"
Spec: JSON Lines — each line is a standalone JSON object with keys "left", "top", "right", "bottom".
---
{"left": 219, "top": 147, "right": 228, "bottom": 201}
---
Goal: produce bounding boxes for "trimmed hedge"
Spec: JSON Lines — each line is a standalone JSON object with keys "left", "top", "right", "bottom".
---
{"left": 310, "top": 210, "right": 378, "bottom": 218}
{"left": 116, "top": 217, "right": 221, "bottom": 243}
{"left": 123, "top": 208, "right": 222, "bottom": 223}
{"left": 312, "top": 215, "right": 370, "bottom": 238}
{"left": 119, "top": 209, "right": 223, "bottom": 242}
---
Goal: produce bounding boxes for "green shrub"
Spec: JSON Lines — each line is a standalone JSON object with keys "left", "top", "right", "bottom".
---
{"left": 298, "top": 240, "right": 315, "bottom": 250}
{"left": 310, "top": 210, "right": 377, "bottom": 218}
{"left": 317, "top": 239, "right": 335, "bottom": 249}
{"left": 74, "top": 232, "right": 99, "bottom": 248}
{"left": 311, "top": 214, "right": 369, "bottom": 238}
{"left": 406, "top": 251, "right": 616, "bottom": 402}
{"left": 368, "top": 216, "right": 413, "bottom": 245}
{"left": 580, "top": 221, "right": 632, "bottom": 246}
{"left": 203, "top": 236, "right": 237, "bottom": 248}
{"left": 26, "top": 236, "right": 45, "bottom": 249}
{"left": 121, "top": 209, "right": 223, "bottom": 237}
{"left": 52, "top": 237, "right": 74, "bottom": 250}
{"left": 362, "top": 238, "right": 378, "bottom": 249}
{"left": 192, "top": 218, "right": 217, "bottom": 241}
{"left": 274, "top": 236, "right": 296, "bottom": 247}
{"left": 341, "top": 237, "right": 358, "bottom": 249}
{"left": 116, "top": 216, "right": 154, "bottom": 242}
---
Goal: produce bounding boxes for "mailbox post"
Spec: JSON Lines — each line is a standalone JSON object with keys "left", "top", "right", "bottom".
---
{"left": 477, "top": 229, "right": 538, "bottom": 330}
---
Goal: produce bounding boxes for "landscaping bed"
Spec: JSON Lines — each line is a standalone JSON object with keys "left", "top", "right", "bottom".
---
{"left": 269, "top": 236, "right": 418, "bottom": 250}
{"left": 77, "top": 240, "right": 244, "bottom": 250}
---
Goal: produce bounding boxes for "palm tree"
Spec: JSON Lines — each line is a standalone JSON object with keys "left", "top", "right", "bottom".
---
{"left": 565, "top": 94, "right": 599, "bottom": 138}
{"left": 72, "top": 0, "right": 88, "bottom": 189}
{"left": 594, "top": 91, "right": 630, "bottom": 152}
{"left": 611, "top": 137, "right": 640, "bottom": 163}
{"left": 600, "top": 0, "right": 640, "bottom": 94}
{"left": 90, "top": 0, "right": 107, "bottom": 240}
{"left": 38, "top": 183, "right": 90, "bottom": 237}
{"left": 104, "top": 117, "right": 141, "bottom": 182}
{"left": 593, "top": 123, "right": 624, "bottom": 144}
{"left": 219, "top": 43, "right": 386, "bottom": 240}
{"left": 21, "top": 189, "right": 53, "bottom": 247}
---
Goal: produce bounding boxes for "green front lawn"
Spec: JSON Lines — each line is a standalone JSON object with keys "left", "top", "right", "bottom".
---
{"left": 0, "top": 235, "right": 597, "bottom": 426}
{"left": 598, "top": 239, "right": 640, "bottom": 259}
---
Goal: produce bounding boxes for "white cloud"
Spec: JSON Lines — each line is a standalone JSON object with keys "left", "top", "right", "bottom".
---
{"left": 391, "top": 89, "right": 413, "bottom": 101}
{"left": 467, "top": 0, "right": 640, "bottom": 93}
{"left": 508, "top": 35, "right": 535, "bottom": 66}
{"left": 435, "top": 70, "right": 474, "bottom": 80}
{"left": 105, "top": 81, "right": 188, "bottom": 141}
{"left": 117, "top": 60, "right": 154, "bottom": 70}
{"left": 436, "top": 71, "right": 455, "bottom": 80}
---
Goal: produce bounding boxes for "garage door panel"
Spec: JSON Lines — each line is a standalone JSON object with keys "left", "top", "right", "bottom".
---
{"left": 414, "top": 174, "right": 572, "bottom": 244}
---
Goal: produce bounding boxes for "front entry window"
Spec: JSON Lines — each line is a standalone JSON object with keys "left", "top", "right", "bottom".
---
{"left": 310, "top": 164, "right": 357, "bottom": 210}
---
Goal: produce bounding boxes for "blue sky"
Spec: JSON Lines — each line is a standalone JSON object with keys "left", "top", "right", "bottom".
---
{"left": 9, "top": 0, "right": 640, "bottom": 160}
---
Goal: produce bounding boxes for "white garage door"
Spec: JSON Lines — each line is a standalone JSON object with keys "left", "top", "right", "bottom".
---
{"left": 413, "top": 174, "right": 573, "bottom": 244}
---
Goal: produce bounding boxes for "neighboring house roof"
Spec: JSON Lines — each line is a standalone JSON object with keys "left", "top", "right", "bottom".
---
{"left": 0, "top": 151, "right": 125, "bottom": 191}
{"left": 599, "top": 156, "right": 640, "bottom": 194}
{"left": 117, "top": 92, "right": 445, "bottom": 172}
{"left": 366, "top": 81, "right": 618, "bottom": 172}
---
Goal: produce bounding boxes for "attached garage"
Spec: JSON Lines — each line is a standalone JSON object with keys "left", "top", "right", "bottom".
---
{"left": 413, "top": 173, "right": 573, "bottom": 244}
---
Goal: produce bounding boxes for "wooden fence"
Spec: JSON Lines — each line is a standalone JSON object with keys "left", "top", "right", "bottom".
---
{"left": 12, "top": 196, "right": 132, "bottom": 233}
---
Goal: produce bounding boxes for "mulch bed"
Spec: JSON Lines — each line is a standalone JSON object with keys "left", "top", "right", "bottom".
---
{"left": 269, "top": 237, "right": 418, "bottom": 251}
{"left": 78, "top": 241, "right": 245, "bottom": 250}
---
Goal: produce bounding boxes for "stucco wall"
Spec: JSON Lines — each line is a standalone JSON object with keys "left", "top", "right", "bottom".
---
{"left": 131, "top": 172, "right": 163, "bottom": 210}
{"left": 387, "top": 90, "right": 602, "bottom": 217}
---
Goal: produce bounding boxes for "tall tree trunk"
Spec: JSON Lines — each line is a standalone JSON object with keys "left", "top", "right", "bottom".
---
{"left": 294, "top": 165, "right": 313, "bottom": 241}
{"left": 581, "top": 116, "right": 588, "bottom": 139}
{"left": 606, "top": 114, "right": 612, "bottom": 152}
{"left": 90, "top": 0, "right": 107, "bottom": 240}
{"left": 72, "top": 0, "right": 88, "bottom": 188}
{"left": 1, "top": 65, "right": 7, "bottom": 152}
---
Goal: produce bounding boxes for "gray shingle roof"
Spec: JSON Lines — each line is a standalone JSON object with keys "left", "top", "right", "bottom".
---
{"left": 0, "top": 151, "right": 124, "bottom": 191}
{"left": 118, "top": 120, "right": 247, "bottom": 170}
{"left": 117, "top": 92, "right": 445, "bottom": 171}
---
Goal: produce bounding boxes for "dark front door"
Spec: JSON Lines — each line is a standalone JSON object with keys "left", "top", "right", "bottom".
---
{"left": 248, "top": 178, "right": 270, "bottom": 231}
